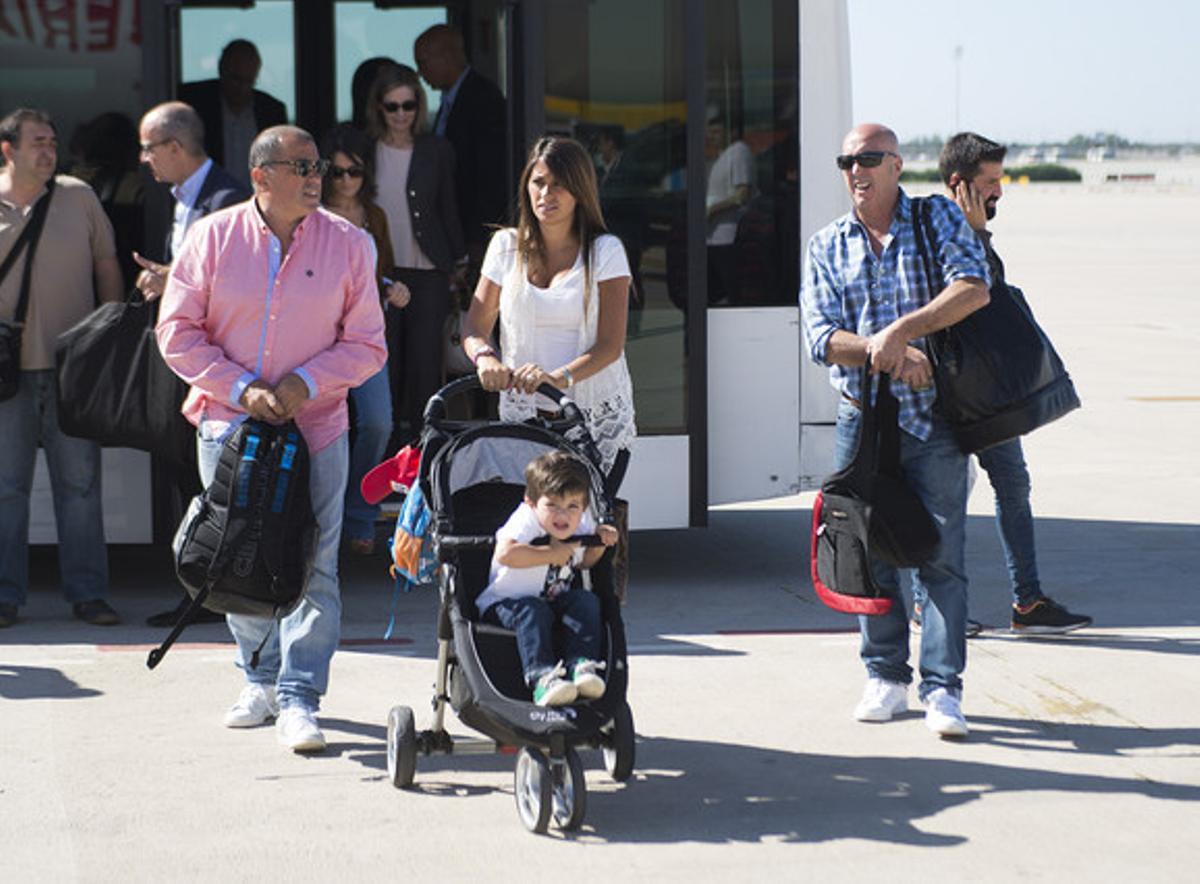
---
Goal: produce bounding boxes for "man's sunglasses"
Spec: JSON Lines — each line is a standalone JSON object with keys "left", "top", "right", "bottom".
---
{"left": 258, "top": 158, "right": 331, "bottom": 178}
{"left": 835, "top": 150, "right": 898, "bottom": 171}
{"left": 382, "top": 99, "right": 418, "bottom": 113}
{"left": 327, "top": 165, "right": 365, "bottom": 180}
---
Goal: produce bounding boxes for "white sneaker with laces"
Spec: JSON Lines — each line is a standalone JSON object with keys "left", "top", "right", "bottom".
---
{"left": 276, "top": 705, "right": 326, "bottom": 753}
{"left": 853, "top": 677, "right": 908, "bottom": 722}
{"left": 924, "top": 687, "right": 969, "bottom": 738}
{"left": 571, "top": 658, "right": 607, "bottom": 700}
{"left": 223, "top": 683, "right": 279, "bottom": 728}
{"left": 532, "top": 662, "right": 577, "bottom": 706}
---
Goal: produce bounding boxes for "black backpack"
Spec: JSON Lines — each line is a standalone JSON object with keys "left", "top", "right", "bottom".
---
{"left": 811, "top": 369, "right": 941, "bottom": 615}
{"left": 147, "top": 420, "right": 318, "bottom": 669}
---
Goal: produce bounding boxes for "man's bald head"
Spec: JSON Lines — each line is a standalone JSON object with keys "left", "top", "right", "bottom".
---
{"left": 414, "top": 24, "right": 467, "bottom": 90}
{"left": 841, "top": 123, "right": 899, "bottom": 156}
{"left": 248, "top": 125, "right": 314, "bottom": 179}
{"left": 838, "top": 123, "right": 903, "bottom": 222}
{"left": 140, "top": 101, "right": 206, "bottom": 157}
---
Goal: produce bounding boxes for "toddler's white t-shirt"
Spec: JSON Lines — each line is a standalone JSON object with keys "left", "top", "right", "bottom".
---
{"left": 475, "top": 502, "right": 596, "bottom": 615}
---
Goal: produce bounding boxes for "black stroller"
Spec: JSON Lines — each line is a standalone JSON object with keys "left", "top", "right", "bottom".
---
{"left": 384, "top": 376, "right": 635, "bottom": 834}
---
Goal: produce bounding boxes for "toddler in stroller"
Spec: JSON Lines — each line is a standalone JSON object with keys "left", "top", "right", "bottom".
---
{"left": 383, "top": 376, "right": 635, "bottom": 835}
{"left": 479, "top": 450, "right": 619, "bottom": 706}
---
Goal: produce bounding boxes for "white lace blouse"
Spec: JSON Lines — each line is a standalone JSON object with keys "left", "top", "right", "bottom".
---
{"left": 481, "top": 229, "right": 637, "bottom": 472}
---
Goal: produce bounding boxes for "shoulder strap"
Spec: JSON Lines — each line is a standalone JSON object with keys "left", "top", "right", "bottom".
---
{"left": 909, "top": 196, "right": 941, "bottom": 294}
{"left": 258, "top": 423, "right": 304, "bottom": 582}
{"left": 873, "top": 373, "right": 903, "bottom": 478}
{"left": 0, "top": 178, "right": 56, "bottom": 321}
{"left": 909, "top": 196, "right": 952, "bottom": 364}
{"left": 838, "top": 364, "right": 881, "bottom": 494}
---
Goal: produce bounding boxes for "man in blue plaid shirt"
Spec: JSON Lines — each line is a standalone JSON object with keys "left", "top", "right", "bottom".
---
{"left": 800, "top": 123, "right": 990, "bottom": 739}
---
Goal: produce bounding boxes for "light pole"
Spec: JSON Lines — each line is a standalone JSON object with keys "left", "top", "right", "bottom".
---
{"left": 954, "top": 45, "right": 964, "bottom": 131}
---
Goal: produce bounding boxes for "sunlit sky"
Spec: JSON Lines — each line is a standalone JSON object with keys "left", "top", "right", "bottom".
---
{"left": 848, "top": 0, "right": 1198, "bottom": 143}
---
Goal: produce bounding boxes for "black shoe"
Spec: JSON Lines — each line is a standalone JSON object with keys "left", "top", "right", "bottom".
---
{"left": 1012, "top": 597, "right": 1092, "bottom": 635}
{"left": 0, "top": 603, "right": 17, "bottom": 628}
{"left": 73, "top": 599, "right": 121, "bottom": 626}
{"left": 146, "top": 596, "right": 225, "bottom": 627}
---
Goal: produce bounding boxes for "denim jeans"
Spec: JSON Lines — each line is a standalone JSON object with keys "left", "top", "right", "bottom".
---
{"left": 978, "top": 438, "right": 1041, "bottom": 606}
{"left": 0, "top": 369, "right": 109, "bottom": 607}
{"left": 343, "top": 366, "right": 392, "bottom": 542}
{"left": 911, "top": 437, "right": 1042, "bottom": 611}
{"left": 482, "top": 587, "right": 602, "bottom": 685}
{"left": 198, "top": 423, "right": 348, "bottom": 711}
{"left": 834, "top": 399, "right": 969, "bottom": 700}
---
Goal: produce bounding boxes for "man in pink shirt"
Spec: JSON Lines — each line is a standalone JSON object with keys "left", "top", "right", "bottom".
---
{"left": 157, "top": 125, "right": 386, "bottom": 753}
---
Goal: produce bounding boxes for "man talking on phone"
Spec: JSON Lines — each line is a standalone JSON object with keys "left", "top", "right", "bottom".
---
{"left": 917, "top": 132, "right": 1092, "bottom": 636}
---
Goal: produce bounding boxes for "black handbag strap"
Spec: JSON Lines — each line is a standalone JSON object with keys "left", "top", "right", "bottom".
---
{"left": 0, "top": 178, "right": 56, "bottom": 324}
{"left": 909, "top": 196, "right": 942, "bottom": 297}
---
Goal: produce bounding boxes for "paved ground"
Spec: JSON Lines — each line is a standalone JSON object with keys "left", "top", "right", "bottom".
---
{"left": 3, "top": 184, "right": 1199, "bottom": 881}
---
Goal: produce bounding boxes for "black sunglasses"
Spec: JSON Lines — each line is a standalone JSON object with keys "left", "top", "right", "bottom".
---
{"left": 835, "top": 150, "right": 898, "bottom": 171}
{"left": 258, "top": 158, "right": 330, "bottom": 178}
{"left": 327, "top": 165, "right": 365, "bottom": 180}
{"left": 382, "top": 99, "right": 418, "bottom": 113}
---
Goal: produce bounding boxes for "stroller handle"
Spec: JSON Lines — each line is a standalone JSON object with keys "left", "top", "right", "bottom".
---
{"left": 530, "top": 534, "right": 606, "bottom": 548}
{"left": 438, "top": 533, "right": 605, "bottom": 551}
{"left": 423, "top": 375, "right": 586, "bottom": 431}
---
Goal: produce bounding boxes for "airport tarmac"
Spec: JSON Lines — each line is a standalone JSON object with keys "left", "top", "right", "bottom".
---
{"left": 2, "top": 181, "right": 1198, "bottom": 881}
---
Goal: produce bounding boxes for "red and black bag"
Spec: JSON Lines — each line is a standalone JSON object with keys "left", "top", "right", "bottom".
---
{"left": 811, "top": 368, "right": 940, "bottom": 615}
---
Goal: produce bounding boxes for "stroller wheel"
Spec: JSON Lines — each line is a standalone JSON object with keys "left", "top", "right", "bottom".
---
{"left": 551, "top": 748, "right": 587, "bottom": 831}
{"left": 514, "top": 747, "right": 552, "bottom": 833}
{"left": 386, "top": 705, "right": 417, "bottom": 789}
{"left": 603, "top": 701, "right": 636, "bottom": 782}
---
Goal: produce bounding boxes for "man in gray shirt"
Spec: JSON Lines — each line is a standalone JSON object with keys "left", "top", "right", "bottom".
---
{"left": 0, "top": 107, "right": 123, "bottom": 628}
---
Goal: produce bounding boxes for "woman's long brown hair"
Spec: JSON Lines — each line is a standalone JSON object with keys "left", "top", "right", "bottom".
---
{"left": 514, "top": 136, "right": 608, "bottom": 298}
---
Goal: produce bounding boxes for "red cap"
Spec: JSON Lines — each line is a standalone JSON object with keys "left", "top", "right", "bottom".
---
{"left": 360, "top": 445, "right": 421, "bottom": 505}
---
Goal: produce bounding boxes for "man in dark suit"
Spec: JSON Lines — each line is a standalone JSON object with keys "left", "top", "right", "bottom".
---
{"left": 133, "top": 100, "right": 249, "bottom": 628}
{"left": 414, "top": 24, "right": 507, "bottom": 265}
{"left": 134, "top": 101, "right": 249, "bottom": 294}
{"left": 178, "top": 39, "right": 287, "bottom": 189}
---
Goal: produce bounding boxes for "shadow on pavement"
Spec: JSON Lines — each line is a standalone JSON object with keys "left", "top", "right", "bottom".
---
{"left": 574, "top": 734, "right": 1200, "bottom": 845}
{"left": 0, "top": 665, "right": 102, "bottom": 700}
{"left": 11, "top": 510, "right": 1199, "bottom": 646}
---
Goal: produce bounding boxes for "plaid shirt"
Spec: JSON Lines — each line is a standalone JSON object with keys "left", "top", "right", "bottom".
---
{"left": 800, "top": 190, "right": 989, "bottom": 440}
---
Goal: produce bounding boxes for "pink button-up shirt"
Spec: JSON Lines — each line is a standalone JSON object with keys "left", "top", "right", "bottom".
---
{"left": 157, "top": 199, "right": 387, "bottom": 453}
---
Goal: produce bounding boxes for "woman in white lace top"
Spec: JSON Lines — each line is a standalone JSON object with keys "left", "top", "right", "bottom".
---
{"left": 462, "top": 136, "right": 635, "bottom": 491}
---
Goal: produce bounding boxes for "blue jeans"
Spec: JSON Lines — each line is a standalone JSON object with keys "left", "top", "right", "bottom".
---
{"left": 978, "top": 439, "right": 1041, "bottom": 606}
{"left": 343, "top": 367, "right": 392, "bottom": 542}
{"left": 911, "top": 437, "right": 1042, "bottom": 610}
{"left": 0, "top": 370, "right": 108, "bottom": 607}
{"left": 482, "top": 588, "right": 602, "bottom": 685}
{"left": 834, "top": 399, "right": 969, "bottom": 700}
{"left": 198, "top": 423, "right": 348, "bottom": 711}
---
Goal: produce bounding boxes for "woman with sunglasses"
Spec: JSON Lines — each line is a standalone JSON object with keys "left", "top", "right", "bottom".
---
{"left": 319, "top": 122, "right": 405, "bottom": 555}
{"left": 365, "top": 64, "right": 465, "bottom": 449}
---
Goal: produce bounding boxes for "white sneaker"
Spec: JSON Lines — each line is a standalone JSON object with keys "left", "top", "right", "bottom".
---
{"left": 571, "top": 658, "right": 607, "bottom": 700}
{"left": 924, "top": 688, "right": 969, "bottom": 738}
{"left": 853, "top": 677, "right": 908, "bottom": 722}
{"left": 532, "top": 662, "right": 577, "bottom": 706}
{"left": 223, "top": 683, "right": 279, "bottom": 728}
{"left": 276, "top": 705, "right": 326, "bottom": 753}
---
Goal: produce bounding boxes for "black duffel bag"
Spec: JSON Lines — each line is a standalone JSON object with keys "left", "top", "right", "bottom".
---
{"left": 54, "top": 293, "right": 195, "bottom": 466}
{"left": 811, "top": 368, "right": 941, "bottom": 615}
{"left": 912, "top": 196, "right": 1080, "bottom": 453}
